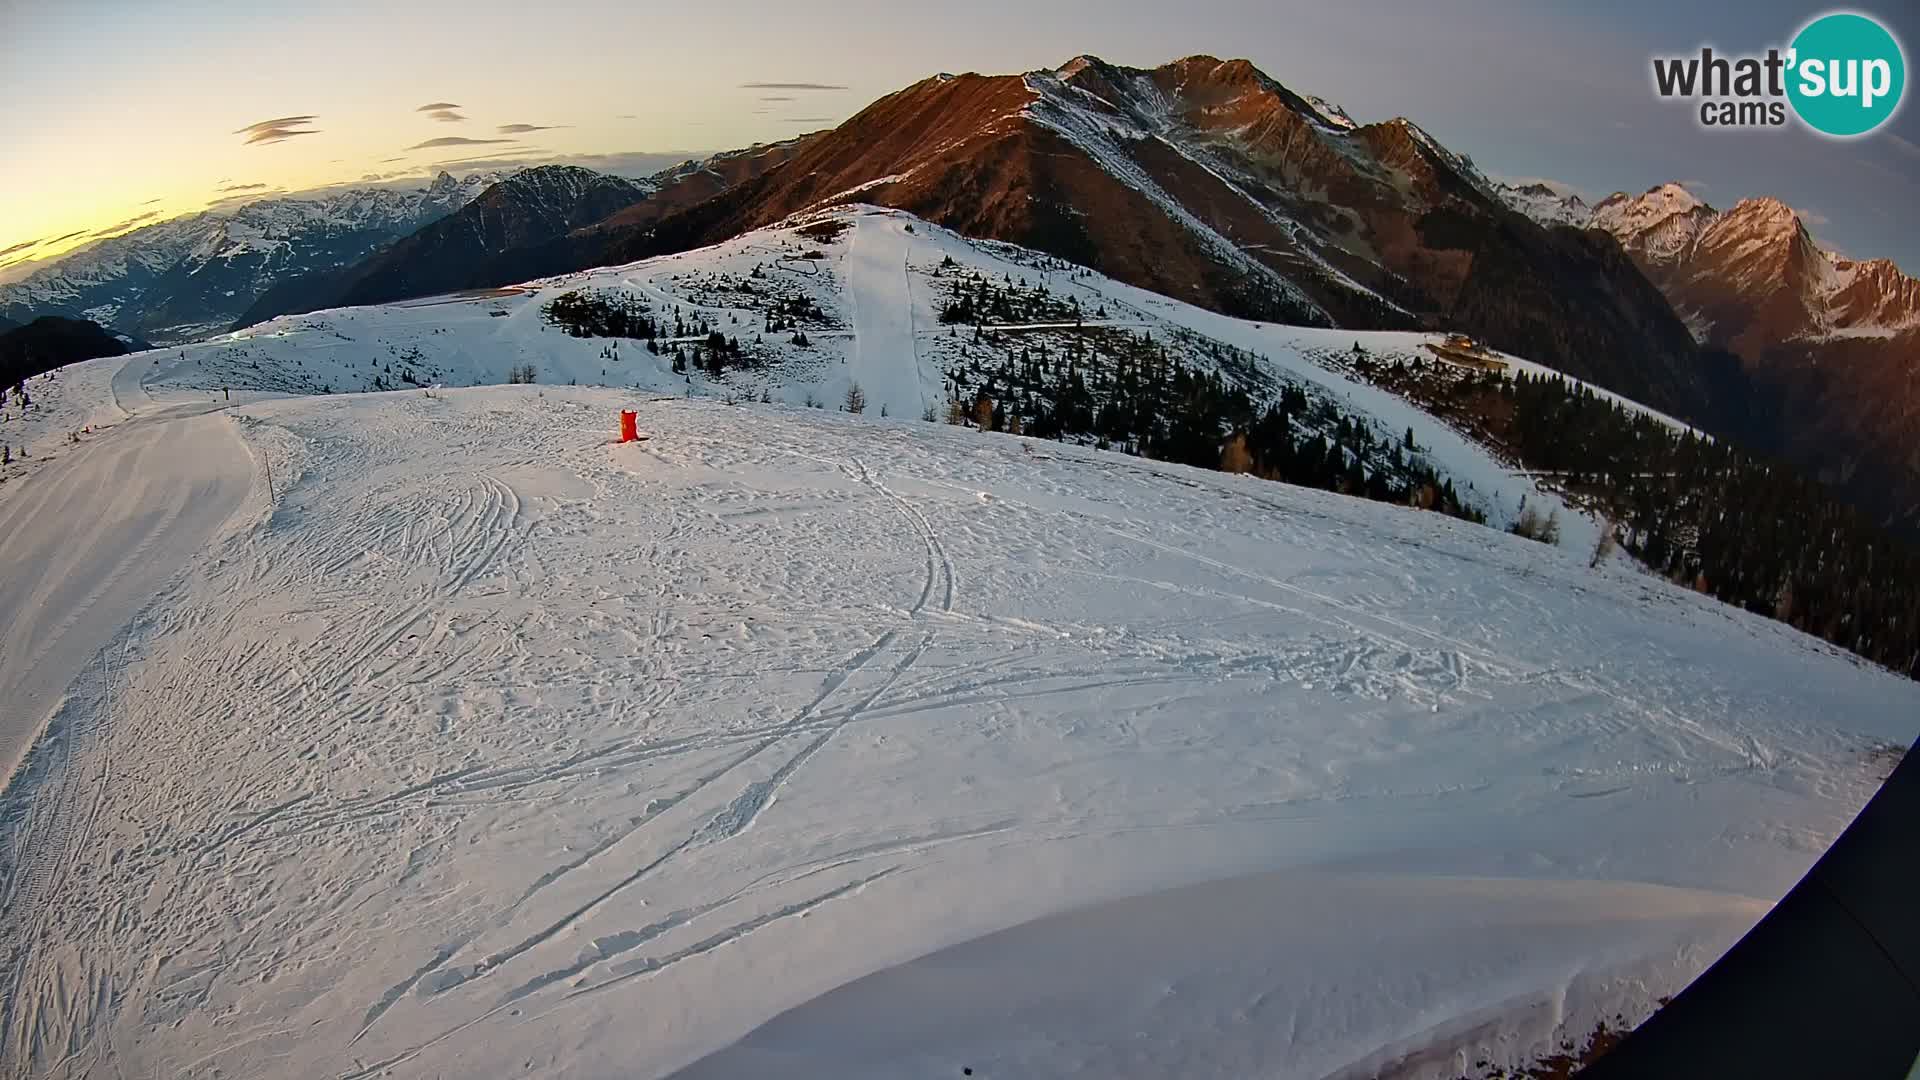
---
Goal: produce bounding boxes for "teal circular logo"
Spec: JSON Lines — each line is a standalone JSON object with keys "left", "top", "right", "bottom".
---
{"left": 1787, "top": 12, "right": 1906, "bottom": 136}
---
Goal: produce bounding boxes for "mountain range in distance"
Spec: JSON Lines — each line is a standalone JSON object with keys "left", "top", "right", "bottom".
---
{"left": 4, "top": 53, "right": 1917, "bottom": 532}
{"left": 0, "top": 172, "right": 503, "bottom": 344}
{"left": 1519, "top": 180, "right": 1920, "bottom": 532}
{"left": 235, "top": 140, "right": 811, "bottom": 328}
{"left": 0, "top": 142, "right": 809, "bottom": 349}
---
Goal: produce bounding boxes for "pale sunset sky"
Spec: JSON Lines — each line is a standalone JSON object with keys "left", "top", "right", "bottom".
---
{"left": 3, "top": 0, "right": 1916, "bottom": 274}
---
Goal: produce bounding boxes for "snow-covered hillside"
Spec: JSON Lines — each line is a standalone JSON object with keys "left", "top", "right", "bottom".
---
{"left": 4, "top": 375, "right": 1917, "bottom": 1079}
{"left": 2, "top": 206, "right": 1917, "bottom": 1079}
{"left": 164, "top": 206, "right": 1605, "bottom": 544}
{"left": 1493, "top": 180, "right": 1591, "bottom": 227}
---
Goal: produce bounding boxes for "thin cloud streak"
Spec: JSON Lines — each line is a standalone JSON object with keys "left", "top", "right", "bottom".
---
{"left": 406, "top": 136, "right": 516, "bottom": 150}
{"left": 233, "top": 115, "right": 315, "bottom": 135}
{"left": 740, "top": 81, "right": 846, "bottom": 90}
{"left": 498, "top": 123, "right": 567, "bottom": 134}
{"left": 234, "top": 115, "right": 320, "bottom": 145}
{"left": 1498, "top": 174, "right": 1594, "bottom": 201}
{"left": 86, "top": 211, "right": 160, "bottom": 237}
{"left": 207, "top": 189, "right": 283, "bottom": 207}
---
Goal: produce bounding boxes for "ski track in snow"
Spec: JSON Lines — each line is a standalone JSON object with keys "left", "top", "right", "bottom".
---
{"left": 0, "top": 209, "right": 1915, "bottom": 1079}
{"left": 841, "top": 214, "right": 929, "bottom": 422}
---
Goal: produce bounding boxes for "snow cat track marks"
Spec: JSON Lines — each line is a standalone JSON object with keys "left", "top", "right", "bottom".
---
{"left": 707, "top": 627, "right": 933, "bottom": 847}
{"left": 742, "top": 819, "right": 1019, "bottom": 895}
{"left": 336, "top": 868, "right": 900, "bottom": 1080}
{"left": 348, "top": 936, "right": 473, "bottom": 1048}
{"left": 549, "top": 866, "right": 902, "bottom": 1006}
{"left": 498, "top": 892, "right": 739, "bottom": 1006}
{"left": 349, "top": 739, "right": 773, "bottom": 1044}
{"left": 356, "top": 822, "right": 737, "bottom": 1058}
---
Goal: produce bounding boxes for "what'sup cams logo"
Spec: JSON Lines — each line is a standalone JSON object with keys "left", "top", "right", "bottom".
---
{"left": 1652, "top": 10, "right": 1906, "bottom": 136}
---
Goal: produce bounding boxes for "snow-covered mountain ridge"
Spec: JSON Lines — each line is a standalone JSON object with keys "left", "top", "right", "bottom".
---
{"left": 1495, "top": 179, "right": 1920, "bottom": 535}
{"left": 0, "top": 172, "right": 505, "bottom": 343}
{"left": 1503, "top": 181, "right": 1920, "bottom": 344}
{"left": 191, "top": 206, "right": 1627, "bottom": 547}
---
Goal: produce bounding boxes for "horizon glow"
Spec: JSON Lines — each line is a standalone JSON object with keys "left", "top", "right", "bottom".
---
{"left": 2, "top": 0, "right": 1915, "bottom": 274}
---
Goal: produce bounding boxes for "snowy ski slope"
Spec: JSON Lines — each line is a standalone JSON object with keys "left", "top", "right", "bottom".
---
{"left": 69, "top": 205, "right": 1692, "bottom": 553}
{"left": 0, "top": 208, "right": 1916, "bottom": 1079}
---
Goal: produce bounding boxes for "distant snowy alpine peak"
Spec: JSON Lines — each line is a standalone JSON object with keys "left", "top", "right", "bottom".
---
{"left": 0, "top": 170, "right": 513, "bottom": 341}
{"left": 1494, "top": 181, "right": 1591, "bottom": 228}
{"left": 1301, "top": 92, "right": 1358, "bottom": 131}
{"left": 1589, "top": 183, "right": 1719, "bottom": 264}
{"left": 500, "top": 164, "right": 645, "bottom": 198}
{"left": 1640, "top": 181, "right": 1705, "bottom": 212}
{"left": 478, "top": 165, "right": 651, "bottom": 221}
{"left": 148, "top": 172, "right": 507, "bottom": 270}
{"left": 15, "top": 171, "right": 506, "bottom": 291}
{"left": 220, "top": 171, "right": 503, "bottom": 229}
{"left": 1588, "top": 183, "right": 1920, "bottom": 340}
{"left": 1718, "top": 195, "right": 1799, "bottom": 231}
{"left": 1589, "top": 183, "right": 1713, "bottom": 231}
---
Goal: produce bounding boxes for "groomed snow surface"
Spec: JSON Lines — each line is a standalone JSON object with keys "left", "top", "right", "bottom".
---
{"left": 0, "top": 209, "right": 1917, "bottom": 1079}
